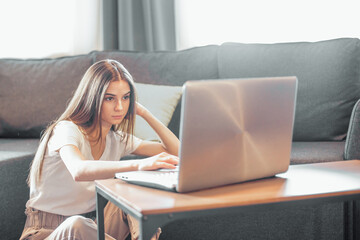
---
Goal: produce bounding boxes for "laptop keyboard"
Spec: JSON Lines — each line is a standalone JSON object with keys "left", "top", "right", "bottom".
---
{"left": 116, "top": 167, "right": 179, "bottom": 191}
{"left": 151, "top": 171, "right": 178, "bottom": 181}
{"left": 118, "top": 168, "right": 178, "bottom": 181}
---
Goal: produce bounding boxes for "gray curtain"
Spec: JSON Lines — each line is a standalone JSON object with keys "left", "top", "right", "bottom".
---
{"left": 102, "top": 0, "right": 176, "bottom": 51}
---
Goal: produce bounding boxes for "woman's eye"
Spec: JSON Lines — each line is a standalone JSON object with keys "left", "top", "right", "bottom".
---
{"left": 105, "top": 97, "right": 114, "bottom": 101}
{"left": 123, "top": 95, "right": 130, "bottom": 100}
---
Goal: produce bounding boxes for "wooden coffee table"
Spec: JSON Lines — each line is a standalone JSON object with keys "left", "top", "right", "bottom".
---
{"left": 96, "top": 160, "right": 360, "bottom": 240}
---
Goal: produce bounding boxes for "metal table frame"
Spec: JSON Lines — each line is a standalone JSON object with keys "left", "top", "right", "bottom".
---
{"left": 96, "top": 161, "right": 360, "bottom": 240}
{"left": 96, "top": 186, "right": 360, "bottom": 240}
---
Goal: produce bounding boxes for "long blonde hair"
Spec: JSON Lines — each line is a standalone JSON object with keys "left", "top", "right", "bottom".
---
{"left": 28, "top": 59, "right": 137, "bottom": 187}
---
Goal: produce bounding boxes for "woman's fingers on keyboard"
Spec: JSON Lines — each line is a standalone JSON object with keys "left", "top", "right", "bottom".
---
{"left": 157, "top": 152, "right": 179, "bottom": 165}
{"left": 157, "top": 162, "right": 177, "bottom": 169}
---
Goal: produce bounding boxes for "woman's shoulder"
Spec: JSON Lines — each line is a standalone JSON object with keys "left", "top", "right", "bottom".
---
{"left": 53, "top": 120, "right": 83, "bottom": 135}
{"left": 47, "top": 120, "right": 86, "bottom": 153}
{"left": 56, "top": 120, "right": 76, "bottom": 127}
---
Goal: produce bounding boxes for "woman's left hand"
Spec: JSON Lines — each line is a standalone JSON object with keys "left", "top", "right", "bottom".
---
{"left": 135, "top": 102, "right": 148, "bottom": 117}
{"left": 137, "top": 152, "right": 179, "bottom": 171}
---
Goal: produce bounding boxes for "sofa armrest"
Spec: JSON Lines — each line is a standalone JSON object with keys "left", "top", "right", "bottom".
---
{"left": 344, "top": 99, "right": 360, "bottom": 160}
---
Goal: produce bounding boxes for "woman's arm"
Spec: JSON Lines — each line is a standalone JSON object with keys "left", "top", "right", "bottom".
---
{"left": 132, "top": 103, "right": 180, "bottom": 157}
{"left": 59, "top": 145, "right": 178, "bottom": 181}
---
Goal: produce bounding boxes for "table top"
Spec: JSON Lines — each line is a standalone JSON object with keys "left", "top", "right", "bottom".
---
{"left": 96, "top": 160, "right": 360, "bottom": 216}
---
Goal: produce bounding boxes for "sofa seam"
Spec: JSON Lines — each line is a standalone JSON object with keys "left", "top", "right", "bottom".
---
{"left": 345, "top": 99, "right": 360, "bottom": 159}
{"left": 216, "top": 45, "right": 220, "bottom": 79}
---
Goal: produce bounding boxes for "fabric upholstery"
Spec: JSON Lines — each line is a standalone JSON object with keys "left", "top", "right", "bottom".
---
{"left": 134, "top": 83, "right": 182, "bottom": 141}
{"left": 344, "top": 99, "right": 360, "bottom": 160}
{"left": 290, "top": 141, "right": 345, "bottom": 165}
{"left": 0, "top": 55, "right": 93, "bottom": 138}
{"left": 0, "top": 138, "right": 38, "bottom": 240}
{"left": 161, "top": 202, "right": 345, "bottom": 240}
{"left": 92, "top": 45, "right": 219, "bottom": 86}
{"left": 217, "top": 38, "right": 360, "bottom": 141}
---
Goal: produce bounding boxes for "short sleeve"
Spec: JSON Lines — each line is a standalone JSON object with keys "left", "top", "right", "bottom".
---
{"left": 48, "top": 121, "right": 83, "bottom": 153}
{"left": 121, "top": 133, "right": 143, "bottom": 157}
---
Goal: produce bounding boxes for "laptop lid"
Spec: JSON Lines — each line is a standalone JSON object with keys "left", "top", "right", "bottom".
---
{"left": 176, "top": 76, "right": 297, "bottom": 192}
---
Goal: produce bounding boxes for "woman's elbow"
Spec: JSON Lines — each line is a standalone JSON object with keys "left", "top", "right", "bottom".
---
{"left": 70, "top": 165, "right": 88, "bottom": 181}
{"left": 72, "top": 170, "right": 84, "bottom": 181}
{"left": 172, "top": 140, "right": 180, "bottom": 156}
{"left": 167, "top": 144, "right": 180, "bottom": 156}
{"left": 73, "top": 173, "right": 83, "bottom": 182}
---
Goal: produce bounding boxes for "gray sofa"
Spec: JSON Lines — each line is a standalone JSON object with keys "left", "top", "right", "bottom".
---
{"left": 1, "top": 38, "right": 360, "bottom": 240}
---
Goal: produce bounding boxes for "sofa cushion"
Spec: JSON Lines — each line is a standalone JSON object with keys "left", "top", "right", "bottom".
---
{"left": 218, "top": 38, "right": 360, "bottom": 141}
{"left": 290, "top": 141, "right": 345, "bottom": 165}
{"left": 0, "top": 55, "right": 93, "bottom": 138}
{"left": 134, "top": 83, "right": 182, "bottom": 141}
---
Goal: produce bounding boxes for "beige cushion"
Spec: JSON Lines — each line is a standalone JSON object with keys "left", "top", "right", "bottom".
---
{"left": 134, "top": 83, "right": 182, "bottom": 141}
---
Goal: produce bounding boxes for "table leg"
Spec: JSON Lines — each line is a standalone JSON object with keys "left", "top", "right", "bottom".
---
{"left": 140, "top": 218, "right": 159, "bottom": 240}
{"left": 354, "top": 200, "right": 360, "bottom": 240}
{"left": 96, "top": 192, "right": 107, "bottom": 240}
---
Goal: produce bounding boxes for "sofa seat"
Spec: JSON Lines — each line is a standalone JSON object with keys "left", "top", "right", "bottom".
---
{"left": 0, "top": 138, "right": 38, "bottom": 240}
{"left": 291, "top": 141, "right": 345, "bottom": 165}
{"left": 0, "top": 138, "right": 39, "bottom": 161}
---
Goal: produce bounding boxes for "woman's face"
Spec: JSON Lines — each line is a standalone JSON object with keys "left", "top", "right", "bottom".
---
{"left": 101, "top": 79, "right": 131, "bottom": 129}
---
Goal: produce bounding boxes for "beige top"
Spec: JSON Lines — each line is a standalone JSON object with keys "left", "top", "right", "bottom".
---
{"left": 26, "top": 120, "right": 142, "bottom": 216}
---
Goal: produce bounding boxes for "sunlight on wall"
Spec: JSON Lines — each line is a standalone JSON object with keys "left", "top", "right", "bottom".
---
{"left": 175, "top": 0, "right": 360, "bottom": 50}
{"left": 1, "top": 0, "right": 359, "bottom": 57}
{"left": 0, "top": 0, "right": 101, "bottom": 59}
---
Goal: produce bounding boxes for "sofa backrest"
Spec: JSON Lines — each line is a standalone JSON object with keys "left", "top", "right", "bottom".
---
{"left": 0, "top": 55, "right": 93, "bottom": 138}
{"left": 1, "top": 39, "right": 359, "bottom": 141}
{"left": 93, "top": 45, "right": 219, "bottom": 86}
{"left": 217, "top": 38, "right": 360, "bottom": 141}
{"left": 0, "top": 46, "right": 219, "bottom": 139}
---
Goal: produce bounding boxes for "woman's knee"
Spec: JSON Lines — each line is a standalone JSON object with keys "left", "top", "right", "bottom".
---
{"left": 64, "top": 216, "right": 93, "bottom": 229}
{"left": 49, "top": 216, "right": 97, "bottom": 239}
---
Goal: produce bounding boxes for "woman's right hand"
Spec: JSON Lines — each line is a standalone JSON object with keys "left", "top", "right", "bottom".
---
{"left": 137, "top": 152, "right": 179, "bottom": 171}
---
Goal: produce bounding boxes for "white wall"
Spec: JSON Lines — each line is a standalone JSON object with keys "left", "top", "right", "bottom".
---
{"left": 1, "top": 0, "right": 359, "bottom": 58}
{"left": 0, "top": 0, "right": 101, "bottom": 59}
{"left": 175, "top": 0, "right": 360, "bottom": 50}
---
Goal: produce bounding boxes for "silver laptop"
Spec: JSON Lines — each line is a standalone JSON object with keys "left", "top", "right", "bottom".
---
{"left": 116, "top": 76, "right": 298, "bottom": 192}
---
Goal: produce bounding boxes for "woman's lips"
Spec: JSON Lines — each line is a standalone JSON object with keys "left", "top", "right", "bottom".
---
{"left": 112, "top": 115, "right": 123, "bottom": 119}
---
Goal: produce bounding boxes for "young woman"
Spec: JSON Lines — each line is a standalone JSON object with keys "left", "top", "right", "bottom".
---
{"left": 20, "top": 59, "right": 179, "bottom": 240}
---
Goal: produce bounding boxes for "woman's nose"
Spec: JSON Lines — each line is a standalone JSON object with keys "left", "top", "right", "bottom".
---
{"left": 115, "top": 100, "right": 123, "bottom": 111}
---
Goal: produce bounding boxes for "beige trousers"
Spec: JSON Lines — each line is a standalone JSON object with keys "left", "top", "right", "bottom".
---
{"left": 19, "top": 202, "right": 161, "bottom": 240}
